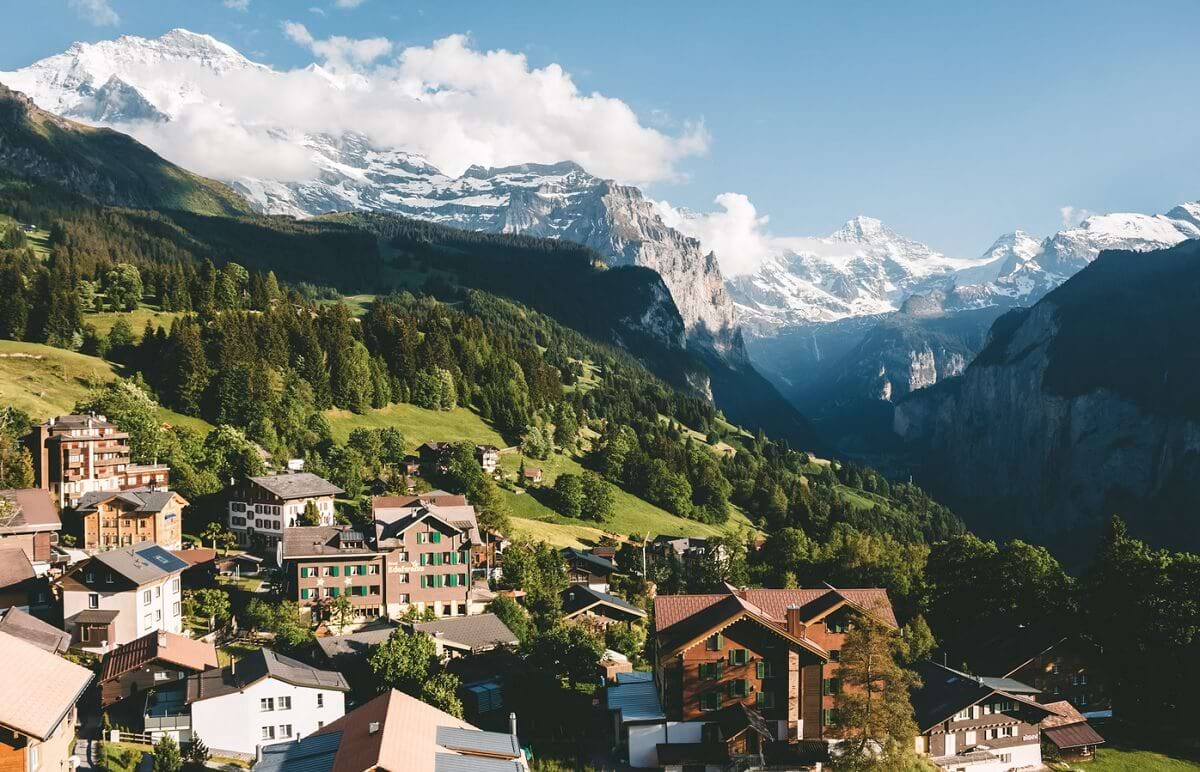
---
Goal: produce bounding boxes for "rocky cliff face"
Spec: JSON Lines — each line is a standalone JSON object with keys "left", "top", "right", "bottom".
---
{"left": 895, "top": 241, "right": 1200, "bottom": 552}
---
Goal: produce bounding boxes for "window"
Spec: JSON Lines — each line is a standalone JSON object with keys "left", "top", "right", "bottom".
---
{"left": 398, "top": 594, "right": 410, "bottom": 604}
{"left": 728, "top": 679, "right": 750, "bottom": 698}
{"left": 143, "top": 613, "right": 152, "bottom": 628}
{"left": 301, "top": 589, "right": 312, "bottom": 600}
{"left": 460, "top": 574, "right": 468, "bottom": 586}
{"left": 370, "top": 585, "right": 380, "bottom": 595}
{"left": 317, "top": 721, "right": 325, "bottom": 729}
{"left": 431, "top": 531, "right": 441, "bottom": 543}
{"left": 728, "top": 648, "right": 749, "bottom": 666}
{"left": 830, "top": 649, "right": 841, "bottom": 662}
{"left": 826, "top": 619, "right": 849, "bottom": 634}
{"left": 699, "top": 661, "right": 723, "bottom": 680}
{"left": 88, "top": 593, "right": 99, "bottom": 609}
{"left": 279, "top": 724, "right": 293, "bottom": 738}
{"left": 261, "top": 726, "right": 275, "bottom": 740}
{"left": 154, "top": 671, "right": 170, "bottom": 682}
{"left": 155, "top": 586, "right": 161, "bottom": 598}
{"left": 756, "top": 690, "right": 775, "bottom": 709}
{"left": 756, "top": 660, "right": 773, "bottom": 679}
{"left": 699, "top": 692, "right": 720, "bottom": 712}
{"left": 417, "top": 533, "right": 427, "bottom": 544}
{"left": 999, "top": 754, "right": 1012, "bottom": 764}
{"left": 300, "top": 567, "right": 312, "bottom": 578}
{"left": 330, "top": 588, "right": 340, "bottom": 597}
{"left": 823, "top": 678, "right": 841, "bottom": 696}
{"left": 1079, "top": 693, "right": 1088, "bottom": 706}
{"left": 398, "top": 573, "right": 410, "bottom": 584}
{"left": 965, "top": 730, "right": 977, "bottom": 745}
{"left": 448, "top": 574, "right": 459, "bottom": 588}
{"left": 260, "top": 698, "right": 275, "bottom": 712}
{"left": 330, "top": 566, "right": 340, "bottom": 577}
{"left": 367, "top": 564, "right": 379, "bottom": 575}
{"left": 143, "top": 590, "right": 152, "bottom": 605}
{"left": 823, "top": 708, "right": 840, "bottom": 726}
{"left": 155, "top": 610, "right": 162, "bottom": 622}
{"left": 1051, "top": 662, "right": 1060, "bottom": 675}
{"left": 278, "top": 696, "right": 291, "bottom": 710}
{"left": 85, "top": 572, "right": 95, "bottom": 584}
{"left": 173, "top": 602, "right": 181, "bottom": 617}
{"left": 317, "top": 693, "right": 324, "bottom": 708}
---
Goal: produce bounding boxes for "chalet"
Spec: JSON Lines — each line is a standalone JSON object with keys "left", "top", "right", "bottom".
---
{"left": 0, "top": 631, "right": 93, "bottom": 772}
{"left": 0, "top": 606, "right": 70, "bottom": 654}
{"left": 0, "top": 547, "right": 51, "bottom": 615}
{"left": 561, "top": 547, "right": 615, "bottom": 593}
{"left": 280, "top": 525, "right": 386, "bottom": 624}
{"left": 417, "top": 441, "right": 454, "bottom": 473}
{"left": 520, "top": 466, "right": 543, "bottom": 484}
{"left": 76, "top": 487, "right": 188, "bottom": 552}
{"left": 1040, "top": 700, "right": 1105, "bottom": 762}
{"left": 99, "top": 629, "right": 218, "bottom": 707}
{"left": 561, "top": 585, "right": 647, "bottom": 627}
{"left": 59, "top": 541, "right": 188, "bottom": 651}
{"left": 650, "top": 535, "right": 718, "bottom": 575}
{"left": 629, "top": 584, "right": 897, "bottom": 769}
{"left": 252, "top": 689, "right": 529, "bottom": 772}
{"left": 941, "top": 622, "right": 1111, "bottom": 718}
{"left": 475, "top": 444, "right": 500, "bottom": 474}
{"left": 226, "top": 472, "right": 342, "bottom": 551}
{"left": 0, "top": 488, "right": 60, "bottom": 566}
{"left": 911, "top": 660, "right": 1054, "bottom": 770}
{"left": 186, "top": 648, "right": 349, "bottom": 755}
{"left": 27, "top": 414, "right": 169, "bottom": 508}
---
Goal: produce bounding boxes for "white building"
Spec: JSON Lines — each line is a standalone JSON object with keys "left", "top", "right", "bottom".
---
{"left": 59, "top": 541, "right": 187, "bottom": 652}
{"left": 187, "top": 648, "right": 349, "bottom": 756}
{"left": 226, "top": 473, "right": 342, "bottom": 552}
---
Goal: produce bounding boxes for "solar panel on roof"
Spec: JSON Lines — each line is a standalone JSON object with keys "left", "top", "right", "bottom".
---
{"left": 135, "top": 545, "right": 189, "bottom": 573}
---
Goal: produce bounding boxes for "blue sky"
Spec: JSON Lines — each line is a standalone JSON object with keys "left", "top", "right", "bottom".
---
{"left": 2, "top": 0, "right": 1198, "bottom": 257}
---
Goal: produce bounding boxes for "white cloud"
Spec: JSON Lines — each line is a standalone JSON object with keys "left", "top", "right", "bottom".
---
{"left": 657, "top": 193, "right": 775, "bottom": 276}
{"left": 69, "top": 0, "right": 119, "bottom": 26}
{"left": 223, "top": 0, "right": 250, "bottom": 10}
{"left": 308, "top": 6, "right": 326, "bottom": 15}
{"left": 283, "top": 21, "right": 391, "bottom": 67}
{"left": 1059, "top": 205, "right": 1094, "bottom": 228}
{"left": 334, "top": 0, "right": 367, "bottom": 7}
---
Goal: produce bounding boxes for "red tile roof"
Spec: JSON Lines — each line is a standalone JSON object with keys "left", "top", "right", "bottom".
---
{"left": 100, "top": 630, "right": 218, "bottom": 682}
{"left": 172, "top": 548, "right": 218, "bottom": 566}
{"left": 655, "top": 587, "right": 897, "bottom": 633}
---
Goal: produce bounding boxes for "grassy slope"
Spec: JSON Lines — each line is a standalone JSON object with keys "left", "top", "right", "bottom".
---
{"left": 1078, "top": 747, "right": 1200, "bottom": 771}
{"left": 0, "top": 339, "right": 212, "bottom": 432}
{"left": 323, "top": 401, "right": 757, "bottom": 547}
{"left": 85, "top": 304, "right": 184, "bottom": 340}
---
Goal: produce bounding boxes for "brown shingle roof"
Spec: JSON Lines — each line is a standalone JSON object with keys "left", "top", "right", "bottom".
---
{"left": 655, "top": 586, "right": 898, "bottom": 632}
{"left": 0, "top": 488, "right": 60, "bottom": 533}
{"left": 0, "top": 607, "right": 70, "bottom": 654}
{"left": 101, "top": 630, "right": 218, "bottom": 682}
{"left": 0, "top": 631, "right": 93, "bottom": 741}
{"left": 1043, "top": 721, "right": 1106, "bottom": 750}
{"left": 172, "top": 548, "right": 218, "bottom": 566}
{"left": 0, "top": 547, "right": 35, "bottom": 589}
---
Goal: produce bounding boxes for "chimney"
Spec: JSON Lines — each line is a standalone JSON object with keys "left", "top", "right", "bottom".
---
{"left": 785, "top": 605, "right": 805, "bottom": 637}
{"left": 255, "top": 745, "right": 263, "bottom": 764}
{"left": 368, "top": 721, "right": 381, "bottom": 735}
{"left": 509, "top": 712, "right": 518, "bottom": 740}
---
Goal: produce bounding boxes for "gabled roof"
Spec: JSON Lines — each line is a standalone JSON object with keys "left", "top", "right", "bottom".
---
{"left": 91, "top": 542, "right": 189, "bottom": 585}
{"left": 373, "top": 503, "right": 479, "bottom": 547}
{"left": 412, "top": 613, "right": 519, "bottom": 653}
{"left": 280, "top": 526, "right": 377, "bottom": 559}
{"left": 655, "top": 586, "right": 898, "bottom": 632}
{"left": 172, "top": 548, "right": 218, "bottom": 567}
{"left": 561, "top": 585, "right": 647, "bottom": 621}
{"left": 1043, "top": 721, "right": 1106, "bottom": 750}
{"left": 713, "top": 701, "right": 774, "bottom": 742}
{"left": 561, "top": 547, "right": 614, "bottom": 575}
{"left": 101, "top": 630, "right": 218, "bottom": 683}
{"left": 315, "top": 620, "right": 400, "bottom": 667}
{"left": 910, "top": 661, "right": 1052, "bottom": 732}
{"left": 0, "top": 607, "right": 70, "bottom": 654}
{"left": 1041, "top": 700, "right": 1087, "bottom": 728}
{"left": 656, "top": 590, "right": 828, "bottom": 661}
{"left": 247, "top": 472, "right": 342, "bottom": 500}
{"left": 0, "top": 546, "right": 35, "bottom": 588}
{"left": 300, "top": 689, "right": 522, "bottom": 772}
{"left": 0, "top": 488, "right": 60, "bottom": 533}
{"left": 75, "top": 487, "right": 185, "bottom": 514}
{"left": 939, "top": 618, "right": 1066, "bottom": 677}
{"left": 372, "top": 491, "right": 467, "bottom": 509}
{"left": 187, "top": 648, "right": 348, "bottom": 703}
{"left": 0, "top": 631, "right": 93, "bottom": 741}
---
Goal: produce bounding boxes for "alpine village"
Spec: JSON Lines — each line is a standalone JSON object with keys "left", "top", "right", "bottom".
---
{"left": 0, "top": 6, "right": 1198, "bottom": 772}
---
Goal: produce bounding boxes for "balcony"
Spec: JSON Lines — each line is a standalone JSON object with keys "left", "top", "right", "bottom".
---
{"left": 143, "top": 685, "right": 190, "bottom": 732}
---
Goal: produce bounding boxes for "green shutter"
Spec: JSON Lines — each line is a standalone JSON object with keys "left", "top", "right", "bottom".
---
{"left": 448, "top": 574, "right": 458, "bottom": 587}
{"left": 330, "top": 566, "right": 339, "bottom": 577}
{"left": 756, "top": 661, "right": 766, "bottom": 679}
{"left": 420, "top": 554, "right": 427, "bottom": 566}
{"left": 420, "top": 576, "right": 427, "bottom": 588}
{"left": 359, "top": 564, "right": 367, "bottom": 575}
{"left": 330, "top": 587, "right": 340, "bottom": 597}
{"left": 300, "top": 589, "right": 310, "bottom": 600}
{"left": 715, "top": 633, "right": 723, "bottom": 649}
{"left": 431, "top": 531, "right": 441, "bottom": 543}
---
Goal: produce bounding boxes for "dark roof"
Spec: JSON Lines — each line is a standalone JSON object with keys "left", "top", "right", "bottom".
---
{"left": 561, "top": 547, "right": 614, "bottom": 575}
{"left": 373, "top": 503, "right": 479, "bottom": 548}
{"left": 280, "top": 526, "right": 376, "bottom": 559}
{"left": 713, "top": 701, "right": 774, "bottom": 741}
{"left": 434, "top": 755, "right": 524, "bottom": 772}
{"left": 188, "top": 648, "right": 348, "bottom": 702}
{"left": 100, "top": 630, "right": 218, "bottom": 682}
{"left": 0, "top": 607, "right": 70, "bottom": 653}
{"left": 92, "top": 542, "right": 189, "bottom": 585}
{"left": 910, "top": 661, "right": 1051, "bottom": 732}
{"left": 248, "top": 472, "right": 343, "bottom": 500}
{"left": 71, "top": 609, "right": 120, "bottom": 624}
{"left": 435, "top": 726, "right": 520, "bottom": 758}
{"left": 656, "top": 590, "right": 828, "bottom": 661}
{"left": 0, "top": 489, "right": 60, "bottom": 533}
{"left": 940, "top": 619, "right": 1064, "bottom": 676}
{"left": 40, "top": 413, "right": 120, "bottom": 431}
{"left": 655, "top": 586, "right": 898, "bottom": 631}
{"left": 0, "top": 547, "right": 35, "bottom": 588}
{"left": 315, "top": 621, "right": 400, "bottom": 665}
{"left": 412, "top": 613, "right": 519, "bottom": 653}
{"left": 75, "top": 488, "right": 183, "bottom": 514}
{"left": 976, "top": 675, "right": 1041, "bottom": 694}
{"left": 561, "top": 585, "right": 647, "bottom": 620}
{"left": 1043, "top": 721, "right": 1106, "bottom": 750}
{"left": 255, "top": 730, "right": 342, "bottom": 772}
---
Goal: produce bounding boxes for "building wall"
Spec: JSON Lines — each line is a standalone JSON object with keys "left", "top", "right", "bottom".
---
{"left": 228, "top": 484, "right": 335, "bottom": 549}
{"left": 0, "top": 531, "right": 54, "bottom": 564}
{"left": 1012, "top": 644, "right": 1109, "bottom": 713}
{"left": 793, "top": 606, "right": 854, "bottom": 739}
{"left": 84, "top": 496, "right": 184, "bottom": 552}
{"left": 924, "top": 699, "right": 1045, "bottom": 763}
{"left": 291, "top": 554, "right": 386, "bottom": 620}
{"left": 627, "top": 722, "right": 703, "bottom": 769}
{"left": 0, "top": 703, "right": 78, "bottom": 772}
{"left": 101, "top": 662, "right": 195, "bottom": 707}
{"left": 189, "top": 677, "right": 345, "bottom": 755}
{"left": 63, "top": 572, "right": 182, "bottom": 650}
{"left": 382, "top": 520, "right": 473, "bottom": 616}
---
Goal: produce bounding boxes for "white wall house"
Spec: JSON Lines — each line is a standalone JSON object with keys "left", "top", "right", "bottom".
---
{"left": 226, "top": 473, "right": 342, "bottom": 552}
{"left": 59, "top": 542, "right": 187, "bottom": 652}
{"left": 187, "top": 648, "right": 348, "bottom": 756}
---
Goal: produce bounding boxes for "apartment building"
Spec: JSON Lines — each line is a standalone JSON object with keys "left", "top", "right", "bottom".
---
{"left": 28, "top": 414, "right": 170, "bottom": 508}
{"left": 76, "top": 487, "right": 188, "bottom": 552}
{"left": 226, "top": 473, "right": 342, "bottom": 551}
{"left": 59, "top": 541, "right": 188, "bottom": 651}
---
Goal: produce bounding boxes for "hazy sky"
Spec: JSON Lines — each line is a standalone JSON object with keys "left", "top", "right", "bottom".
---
{"left": 2, "top": 0, "right": 1198, "bottom": 259}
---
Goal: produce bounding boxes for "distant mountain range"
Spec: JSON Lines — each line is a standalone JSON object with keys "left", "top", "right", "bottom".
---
{"left": 0, "top": 29, "right": 741, "bottom": 359}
